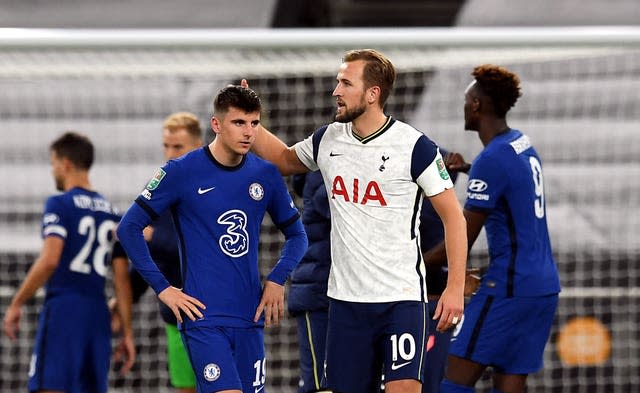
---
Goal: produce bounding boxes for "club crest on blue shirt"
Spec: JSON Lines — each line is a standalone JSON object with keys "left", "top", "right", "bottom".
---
{"left": 248, "top": 182, "right": 264, "bottom": 201}
{"left": 203, "top": 363, "right": 221, "bottom": 382}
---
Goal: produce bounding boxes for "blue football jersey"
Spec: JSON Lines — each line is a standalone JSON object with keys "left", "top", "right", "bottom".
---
{"left": 464, "top": 130, "right": 561, "bottom": 297}
{"left": 126, "top": 147, "right": 301, "bottom": 328}
{"left": 41, "top": 187, "right": 121, "bottom": 300}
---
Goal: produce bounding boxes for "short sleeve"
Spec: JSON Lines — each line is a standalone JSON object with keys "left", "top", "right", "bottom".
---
{"left": 464, "top": 153, "right": 507, "bottom": 211}
{"left": 293, "top": 125, "right": 329, "bottom": 172}
{"left": 42, "top": 197, "right": 68, "bottom": 239}
{"left": 414, "top": 143, "right": 454, "bottom": 197}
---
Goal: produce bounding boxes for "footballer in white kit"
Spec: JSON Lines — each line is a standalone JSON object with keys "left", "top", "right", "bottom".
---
{"left": 295, "top": 116, "right": 453, "bottom": 302}
{"left": 295, "top": 116, "right": 454, "bottom": 392}
{"left": 249, "top": 48, "right": 467, "bottom": 393}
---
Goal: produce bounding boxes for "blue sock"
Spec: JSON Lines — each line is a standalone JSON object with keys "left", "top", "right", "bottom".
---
{"left": 440, "top": 379, "right": 475, "bottom": 393}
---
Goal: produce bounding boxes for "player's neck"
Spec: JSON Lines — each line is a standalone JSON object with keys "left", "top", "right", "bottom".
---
{"left": 478, "top": 118, "right": 509, "bottom": 146}
{"left": 351, "top": 110, "right": 388, "bottom": 139}
{"left": 63, "top": 172, "right": 92, "bottom": 191}
{"left": 209, "top": 141, "right": 243, "bottom": 167}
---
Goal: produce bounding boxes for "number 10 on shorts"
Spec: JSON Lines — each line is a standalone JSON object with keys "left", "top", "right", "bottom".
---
{"left": 390, "top": 333, "right": 416, "bottom": 362}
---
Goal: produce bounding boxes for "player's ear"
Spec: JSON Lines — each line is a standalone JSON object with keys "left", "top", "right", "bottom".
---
{"left": 210, "top": 116, "right": 220, "bottom": 134}
{"left": 61, "top": 157, "right": 74, "bottom": 171}
{"left": 367, "top": 86, "right": 379, "bottom": 105}
{"left": 472, "top": 96, "right": 481, "bottom": 112}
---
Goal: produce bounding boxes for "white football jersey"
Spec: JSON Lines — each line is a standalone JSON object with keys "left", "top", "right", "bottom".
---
{"left": 294, "top": 117, "right": 453, "bottom": 302}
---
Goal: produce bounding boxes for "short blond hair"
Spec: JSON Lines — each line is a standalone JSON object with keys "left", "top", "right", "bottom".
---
{"left": 162, "top": 112, "right": 202, "bottom": 139}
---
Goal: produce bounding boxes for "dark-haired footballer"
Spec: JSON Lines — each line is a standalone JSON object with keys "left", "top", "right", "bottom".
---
{"left": 425, "top": 64, "right": 561, "bottom": 393}
{"left": 117, "top": 85, "right": 307, "bottom": 393}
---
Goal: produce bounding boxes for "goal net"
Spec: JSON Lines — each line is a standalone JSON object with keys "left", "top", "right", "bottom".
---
{"left": 0, "top": 27, "right": 639, "bottom": 393}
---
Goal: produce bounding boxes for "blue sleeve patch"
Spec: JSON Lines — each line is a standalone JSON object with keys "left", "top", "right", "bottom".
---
{"left": 465, "top": 154, "right": 506, "bottom": 210}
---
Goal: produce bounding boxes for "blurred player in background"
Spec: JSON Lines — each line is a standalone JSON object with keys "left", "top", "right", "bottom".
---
{"left": 418, "top": 151, "right": 474, "bottom": 393}
{"left": 116, "top": 85, "right": 308, "bottom": 393}
{"left": 111, "top": 112, "right": 202, "bottom": 393}
{"left": 2, "top": 131, "right": 135, "bottom": 393}
{"left": 288, "top": 170, "right": 331, "bottom": 393}
{"left": 249, "top": 48, "right": 467, "bottom": 393}
{"left": 425, "top": 64, "right": 561, "bottom": 393}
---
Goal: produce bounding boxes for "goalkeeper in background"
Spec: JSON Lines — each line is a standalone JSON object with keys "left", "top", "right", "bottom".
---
{"left": 424, "top": 64, "right": 561, "bottom": 393}
{"left": 112, "top": 112, "right": 203, "bottom": 393}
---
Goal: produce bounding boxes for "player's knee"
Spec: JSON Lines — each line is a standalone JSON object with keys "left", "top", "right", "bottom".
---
{"left": 384, "top": 378, "right": 421, "bottom": 393}
{"left": 440, "top": 378, "right": 475, "bottom": 393}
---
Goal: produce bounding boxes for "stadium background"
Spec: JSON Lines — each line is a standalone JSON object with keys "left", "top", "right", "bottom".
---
{"left": 1, "top": 1, "right": 639, "bottom": 392}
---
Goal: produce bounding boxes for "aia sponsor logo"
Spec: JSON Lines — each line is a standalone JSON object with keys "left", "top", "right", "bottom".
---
{"left": 331, "top": 176, "right": 387, "bottom": 206}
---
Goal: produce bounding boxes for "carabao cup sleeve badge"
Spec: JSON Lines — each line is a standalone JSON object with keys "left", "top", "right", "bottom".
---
{"left": 437, "top": 158, "right": 450, "bottom": 180}
{"left": 146, "top": 168, "right": 166, "bottom": 190}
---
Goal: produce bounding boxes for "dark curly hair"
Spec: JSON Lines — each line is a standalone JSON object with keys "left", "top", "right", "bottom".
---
{"left": 472, "top": 64, "right": 522, "bottom": 118}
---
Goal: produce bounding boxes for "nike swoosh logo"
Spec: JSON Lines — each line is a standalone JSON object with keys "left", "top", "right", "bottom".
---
{"left": 254, "top": 386, "right": 264, "bottom": 393}
{"left": 391, "top": 361, "right": 411, "bottom": 370}
{"left": 329, "top": 152, "right": 343, "bottom": 157}
{"left": 197, "top": 186, "right": 215, "bottom": 195}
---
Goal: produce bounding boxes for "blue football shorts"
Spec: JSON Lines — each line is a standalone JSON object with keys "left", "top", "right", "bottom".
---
{"left": 181, "top": 325, "right": 265, "bottom": 393}
{"left": 449, "top": 293, "right": 559, "bottom": 374}
{"left": 28, "top": 294, "right": 111, "bottom": 393}
{"left": 325, "top": 299, "right": 428, "bottom": 393}
{"left": 422, "top": 300, "right": 453, "bottom": 393}
{"left": 295, "top": 310, "right": 329, "bottom": 393}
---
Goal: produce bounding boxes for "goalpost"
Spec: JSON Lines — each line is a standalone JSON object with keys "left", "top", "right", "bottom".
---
{"left": 0, "top": 27, "right": 639, "bottom": 393}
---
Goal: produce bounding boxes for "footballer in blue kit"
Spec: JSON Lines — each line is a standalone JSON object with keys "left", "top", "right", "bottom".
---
{"left": 2, "top": 132, "right": 135, "bottom": 393}
{"left": 425, "top": 65, "right": 560, "bottom": 393}
{"left": 117, "top": 85, "right": 307, "bottom": 393}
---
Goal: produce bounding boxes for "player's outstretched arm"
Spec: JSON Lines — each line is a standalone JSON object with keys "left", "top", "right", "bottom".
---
{"left": 240, "top": 79, "right": 308, "bottom": 176}
{"left": 252, "top": 125, "right": 308, "bottom": 176}
{"left": 112, "top": 254, "right": 135, "bottom": 375}
{"left": 429, "top": 188, "right": 467, "bottom": 332}
{"left": 254, "top": 281, "right": 285, "bottom": 327}
{"left": 2, "top": 236, "right": 63, "bottom": 340}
